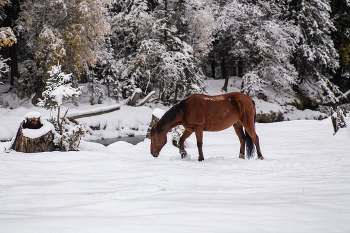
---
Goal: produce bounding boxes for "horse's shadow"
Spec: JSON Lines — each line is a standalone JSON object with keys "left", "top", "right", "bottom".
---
{"left": 168, "top": 153, "right": 225, "bottom": 162}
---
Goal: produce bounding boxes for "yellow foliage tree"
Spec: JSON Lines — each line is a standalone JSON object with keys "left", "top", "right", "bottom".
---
{"left": 19, "top": 0, "right": 111, "bottom": 80}
{"left": 0, "top": 27, "right": 16, "bottom": 77}
{"left": 0, "top": 27, "right": 16, "bottom": 49}
{"left": 338, "top": 41, "right": 350, "bottom": 66}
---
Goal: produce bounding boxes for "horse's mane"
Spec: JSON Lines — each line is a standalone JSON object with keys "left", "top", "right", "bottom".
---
{"left": 156, "top": 98, "right": 187, "bottom": 133}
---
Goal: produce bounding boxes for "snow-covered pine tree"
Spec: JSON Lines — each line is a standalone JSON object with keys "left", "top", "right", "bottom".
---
{"left": 330, "top": 0, "right": 350, "bottom": 93}
{"left": 87, "top": 37, "right": 120, "bottom": 101}
{"left": 186, "top": 0, "right": 215, "bottom": 58}
{"left": 108, "top": 0, "right": 155, "bottom": 99}
{"left": 38, "top": 64, "right": 82, "bottom": 111}
{"left": 288, "top": 0, "right": 342, "bottom": 105}
{"left": 214, "top": 0, "right": 301, "bottom": 97}
{"left": 152, "top": 0, "right": 206, "bottom": 101}
{"left": 109, "top": 0, "right": 206, "bottom": 102}
{"left": 38, "top": 64, "right": 85, "bottom": 151}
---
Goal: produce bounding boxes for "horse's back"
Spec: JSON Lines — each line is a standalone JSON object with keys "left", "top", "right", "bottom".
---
{"left": 183, "top": 92, "right": 255, "bottom": 131}
{"left": 187, "top": 92, "right": 254, "bottom": 111}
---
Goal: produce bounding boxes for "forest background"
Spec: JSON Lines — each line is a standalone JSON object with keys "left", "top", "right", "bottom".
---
{"left": 0, "top": 0, "right": 349, "bottom": 110}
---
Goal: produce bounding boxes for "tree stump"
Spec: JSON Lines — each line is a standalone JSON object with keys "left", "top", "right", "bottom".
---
{"left": 331, "top": 107, "right": 347, "bottom": 135}
{"left": 146, "top": 108, "right": 185, "bottom": 147}
{"left": 11, "top": 112, "right": 55, "bottom": 153}
{"left": 146, "top": 108, "right": 165, "bottom": 139}
{"left": 146, "top": 114, "right": 160, "bottom": 139}
{"left": 127, "top": 88, "right": 142, "bottom": 106}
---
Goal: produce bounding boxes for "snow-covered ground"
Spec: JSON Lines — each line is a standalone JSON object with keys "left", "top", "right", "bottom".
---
{"left": 0, "top": 78, "right": 350, "bottom": 232}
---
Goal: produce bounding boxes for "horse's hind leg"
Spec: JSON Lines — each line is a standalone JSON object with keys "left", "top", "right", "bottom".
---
{"left": 179, "top": 129, "right": 192, "bottom": 159}
{"left": 245, "top": 127, "right": 264, "bottom": 160}
{"left": 233, "top": 121, "right": 246, "bottom": 159}
{"left": 194, "top": 126, "right": 204, "bottom": 161}
{"left": 241, "top": 119, "right": 264, "bottom": 160}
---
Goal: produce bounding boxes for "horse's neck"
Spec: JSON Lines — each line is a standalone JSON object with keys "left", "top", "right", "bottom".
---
{"left": 160, "top": 117, "right": 182, "bottom": 134}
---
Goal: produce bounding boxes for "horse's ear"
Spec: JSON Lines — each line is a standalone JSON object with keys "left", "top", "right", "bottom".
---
{"left": 153, "top": 121, "right": 158, "bottom": 128}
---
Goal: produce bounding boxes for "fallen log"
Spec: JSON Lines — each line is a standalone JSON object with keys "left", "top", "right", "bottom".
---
{"left": 67, "top": 104, "right": 121, "bottom": 123}
{"left": 137, "top": 91, "right": 155, "bottom": 106}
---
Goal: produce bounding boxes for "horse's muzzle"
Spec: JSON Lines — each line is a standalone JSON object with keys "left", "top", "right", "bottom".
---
{"left": 151, "top": 151, "right": 159, "bottom": 157}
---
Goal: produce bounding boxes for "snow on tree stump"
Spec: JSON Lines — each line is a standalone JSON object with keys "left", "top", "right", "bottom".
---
{"left": 331, "top": 107, "right": 347, "bottom": 135}
{"left": 146, "top": 108, "right": 165, "bottom": 139}
{"left": 11, "top": 112, "right": 55, "bottom": 153}
{"left": 146, "top": 108, "right": 184, "bottom": 147}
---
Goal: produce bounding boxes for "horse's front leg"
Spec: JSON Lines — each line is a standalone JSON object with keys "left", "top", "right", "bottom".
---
{"left": 194, "top": 127, "right": 204, "bottom": 161}
{"left": 179, "top": 129, "right": 193, "bottom": 159}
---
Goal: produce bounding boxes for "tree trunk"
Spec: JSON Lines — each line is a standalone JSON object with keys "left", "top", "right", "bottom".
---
{"left": 31, "top": 75, "right": 45, "bottom": 105}
{"left": 11, "top": 130, "right": 54, "bottom": 153}
{"left": 9, "top": 43, "right": 19, "bottom": 86}
{"left": 3, "top": 0, "right": 20, "bottom": 87}
{"left": 211, "top": 59, "right": 216, "bottom": 79}
{"left": 174, "top": 84, "right": 179, "bottom": 102}
{"left": 238, "top": 60, "right": 243, "bottom": 77}
{"left": 221, "top": 58, "right": 228, "bottom": 92}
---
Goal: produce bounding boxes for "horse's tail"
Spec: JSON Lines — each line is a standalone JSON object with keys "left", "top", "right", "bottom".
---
{"left": 245, "top": 100, "right": 256, "bottom": 159}
{"left": 245, "top": 129, "right": 255, "bottom": 159}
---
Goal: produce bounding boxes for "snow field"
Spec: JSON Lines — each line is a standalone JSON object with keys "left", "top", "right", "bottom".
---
{"left": 0, "top": 117, "right": 349, "bottom": 233}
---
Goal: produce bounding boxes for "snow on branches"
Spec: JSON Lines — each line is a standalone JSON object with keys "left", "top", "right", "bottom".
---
{"left": 38, "top": 63, "right": 82, "bottom": 110}
{"left": 0, "top": 27, "right": 16, "bottom": 77}
{"left": 292, "top": 0, "right": 341, "bottom": 104}
{"left": 38, "top": 63, "right": 85, "bottom": 151}
{"left": 0, "top": 27, "right": 16, "bottom": 49}
{"left": 215, "top": 0, "right": 301, "bottom": 95}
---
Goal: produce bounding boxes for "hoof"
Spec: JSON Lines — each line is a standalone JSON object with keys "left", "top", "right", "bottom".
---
{"left": 239, "top": 153, "right": 245, "bottom": 159}
{"left": 198, "top": 157, "right": 204, "bottom": 162}
{"left": 258, "top": 156, "right": 264, "bottom": 160}
{"left": 180, "top": 149, "right": 187, "bottom": 159}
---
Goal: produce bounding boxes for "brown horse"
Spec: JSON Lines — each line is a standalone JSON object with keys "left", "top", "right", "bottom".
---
{"left": 150, "top": 92, "right": 264, "bottom": 161}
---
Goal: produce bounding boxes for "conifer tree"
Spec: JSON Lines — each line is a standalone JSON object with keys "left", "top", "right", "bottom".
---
{"left": 38, "top": 64, "right": 85, "bottom": 151}
{"left": 330, "top": 0, "right": 350, "bottom": 91}
{"left": 214, "top": 0, "right": 300, "bottom": 97}
{"left": 109, "top": 0, "right": 206, "bottom": 102}
{"left": 289, "top": 0, "right": 341, "bottom": 105}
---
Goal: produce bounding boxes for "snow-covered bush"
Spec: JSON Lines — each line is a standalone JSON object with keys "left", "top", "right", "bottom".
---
{"left": 171, "top": 125, "right": 185, "bottom": 148}
{"left": 87, "top": 74, "right": 105, "bottom": 105}
{"left": 49, "top": 117, "right": 85, "bottom": 151}
{"left": 0, "top": 94, "right": 9, "bottom": 108}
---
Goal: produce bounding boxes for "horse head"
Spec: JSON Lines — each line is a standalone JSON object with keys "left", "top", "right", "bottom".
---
{"left": 150, "top": 121, "right": 167, "bottom": 157}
